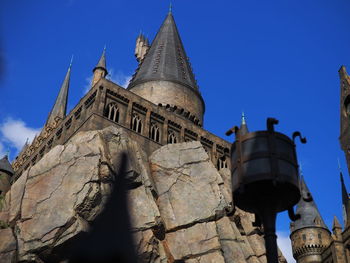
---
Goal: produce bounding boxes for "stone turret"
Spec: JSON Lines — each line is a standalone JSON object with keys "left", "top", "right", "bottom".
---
{"left": 128, "top": 11, "right": 205, "bottom": 126}
{"left": 332, "top": 216, "right": 343, "bottom": 241}
{"left": 290, "top": 178, "right": 331, "bottom": 263}
{"left": 135, "top": 33, "right": 150, "bottom": 62}
{"left": 0, "top": 155, "right": 14, "bottom": 195}
{"left": 91, "top": 47, "right": 108, "bottom": 87}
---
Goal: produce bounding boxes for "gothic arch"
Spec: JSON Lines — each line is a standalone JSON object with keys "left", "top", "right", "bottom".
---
{"left": 131, "top": 113, "right": 142, "bottom": 133}
{"left": 150, "top": 122, "right": 161, "bottom": 143}
{"left": 168, "top": 130, "right": 177, "bottom": 144}
{"left": 106, "top": 103, "right": 120, "bottom": 123}
{"left": 217, "top": 155, "right": 228, "bottom": 170}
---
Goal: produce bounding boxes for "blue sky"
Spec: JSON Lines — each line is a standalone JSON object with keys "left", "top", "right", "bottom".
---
{"left": 1, "top": 1, "right": 350, "bottom": 261}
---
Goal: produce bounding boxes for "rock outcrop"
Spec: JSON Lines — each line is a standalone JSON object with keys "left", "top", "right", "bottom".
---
{"left": 0, "top": 126, "right": 286, "bottom": 262}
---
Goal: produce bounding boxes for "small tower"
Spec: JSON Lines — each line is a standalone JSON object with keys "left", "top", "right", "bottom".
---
{"left": 330, "top": 216, "right": 348, "bottom": 263}
{"left": 290, "top": 178, "right": 331, "bottom": 263}
{"left": 339, "top": 66, "right": 350, "bottom": 173}
{"left": 0, "top": 155, "right": 14, "bottom": 196}
{"left": 332, "top": 216, "right": 343, "bottom": 241}
{"left": 91, "top": 47, "right": 108, "bottom": 87}
{"left": 46, "top": 61, "right": 72, "bottom": 126}
{"left": 128, "top": 11, "right": 205, "bottom": 125}
{"left": 135, "top": 33, "right": 150, "bottom": 62}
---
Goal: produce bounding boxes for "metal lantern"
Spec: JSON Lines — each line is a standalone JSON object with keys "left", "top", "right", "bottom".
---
{"left": 226, "top": 118, "right": 306, "bottom": 263}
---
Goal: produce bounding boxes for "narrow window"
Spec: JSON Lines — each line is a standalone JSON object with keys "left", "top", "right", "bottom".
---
{"left": 168, "top": 130, "right": 177, "bottom": 144}
{"left": 217, "top": 156, "right": 228, "bottom": 170}
{"left": 107, "top": 103, "right": 120, "bottom": 123}
{"left": 150, "top": 122, "right": 160, "bottom": 143}
{"left": 132, "top": 113, "right": 142, "bottom": 133}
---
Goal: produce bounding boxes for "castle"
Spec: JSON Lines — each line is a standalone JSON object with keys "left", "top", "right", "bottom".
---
{"left": 0, "top": 8, "right": 349, "bottom": 263}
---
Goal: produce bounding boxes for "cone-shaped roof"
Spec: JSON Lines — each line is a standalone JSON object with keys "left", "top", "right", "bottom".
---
{"left": 291, "top": 177, "right": 328, "bottom": 232}
{"left": 0, "top": 155, "right": 14, "bottom": 175}
{"left": 340, "top": 172, "right": 350, "bottom": 225}
{"left": 47, "top": 63, "right": 71, "bottom": 124}
{"left": 94, "top": 47, "right": 107, "bottom": 73}
{"left": 128, "top": 12, "right": 198, "bottom": 91}
{"left": 240, "top": 112, "right": 249, "bottom": 136}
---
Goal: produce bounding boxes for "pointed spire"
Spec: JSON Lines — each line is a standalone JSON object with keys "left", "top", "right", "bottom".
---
{"left": 47, "top": 61, "right": 71, "bottom": 125}
{"left": 239, "top": 112, "right": 249, "bottom": 136}
{"left": 94, "top": 46, "right": 107, "bottom": 73}
{"left": 91, "top": 47, "right": 108, "bottom": 87}
{"left": 340, "top": 171, "right": 350, "bottom": 226}
{"left": 128, "top": 12, "right": 198, "bottom": 91}
{"left": 0, "top": 155, "right": 14, "bottom": 175}
{"left": 290, "top": 177, "right": 328, "bottom": 233}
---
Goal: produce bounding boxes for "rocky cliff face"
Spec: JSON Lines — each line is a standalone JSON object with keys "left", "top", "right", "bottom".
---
{"left": 0, "top": 126, "right": 286, "bottom": 262}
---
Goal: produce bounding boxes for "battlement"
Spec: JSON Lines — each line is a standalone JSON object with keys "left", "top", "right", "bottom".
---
{"left": 12, "top": 78, "right": 231, "bottom": 182}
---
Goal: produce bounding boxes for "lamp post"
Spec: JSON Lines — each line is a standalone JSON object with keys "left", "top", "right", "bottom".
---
{"left": 226, "top": 118, "right": 305, "bottom": 263}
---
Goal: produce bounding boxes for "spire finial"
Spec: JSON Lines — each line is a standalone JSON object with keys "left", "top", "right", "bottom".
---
{"left": 103, "top": 44, "right": 106, "bottom": 52}
{"left": 69, "top": 55, "right": 74, "bottom": 68}
{"left": 241, "top": 111, "right": 246, "bottom": 125}
{"left": 169, "top": 2, "right": 172, "bottom": 13}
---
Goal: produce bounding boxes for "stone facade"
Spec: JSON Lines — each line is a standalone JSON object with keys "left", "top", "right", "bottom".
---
{"left": 12, "top": 78, "right": 230, "bottom": 182}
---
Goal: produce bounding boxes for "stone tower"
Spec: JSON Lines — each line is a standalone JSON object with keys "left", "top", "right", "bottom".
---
{"left": 91, "top": 47, "right": 108, "bottom": 88}
{"left": 290, "top": 178, "right": 331, "bottom": 263}
{"left": 0, "top": 155, "right": 14, "bottom": 196}
{"left": 127, "top": 11, "right": 205, "bottom": 126}
{"left": 339, "top": 66, "right": 350, "bottom": 170}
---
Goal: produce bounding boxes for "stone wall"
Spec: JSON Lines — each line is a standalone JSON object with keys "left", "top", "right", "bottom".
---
{"left": 0, "top": 126, "right": 286, "bottom": 262}
{"left": 13, "top": 78, "right": 230, "bottom": 183}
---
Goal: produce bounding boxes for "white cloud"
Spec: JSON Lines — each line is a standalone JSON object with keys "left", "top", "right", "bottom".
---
{"left": 0, "top": 118, "right": 40, "bottom": 156}
{"left": 106, "top": 69, "right": 131, "bottom": 88}
{"left": 83, "top": 69, "right": 131, "bottom": 94}
{"left": 83, "top": 75, "right": 93, "bottom": 94}
{"left": 277, "top": 231, "right": 295, "bottom": 263}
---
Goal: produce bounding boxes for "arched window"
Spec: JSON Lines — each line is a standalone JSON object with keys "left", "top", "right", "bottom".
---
{"left": 168, "top": 130, "right": 177, "bottom": 144}
{"left": 106, "top": 103, "right": 120, "bottom": 123}
{"left": 150, "top": 122, "right": 161, "bottom": 142}
{"left": 131, "top": 113, "right": 142, "bottom": 133}
{"left": 217, "top": 156, "right": 228, "bottom": 170}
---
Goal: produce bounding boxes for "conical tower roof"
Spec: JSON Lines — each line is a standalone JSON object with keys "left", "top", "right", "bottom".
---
{"left": 94, "top": 47, "right": 107, "bottom": 73}
{"left": 0, "top": 155, "right": 14, "bottom": 175}
{"left": 47, "top": 62, "right": 71, "bottom": 124}
{"left": 291, "top": 177, "right": 328, "bottom": 232}
{"left": 128, "top": 12, "right": 198, "bottom": 91}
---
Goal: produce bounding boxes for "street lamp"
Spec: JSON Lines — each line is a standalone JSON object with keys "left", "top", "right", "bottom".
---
{"left": 226, "top": 118, "right": 305, "bottom": 263}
